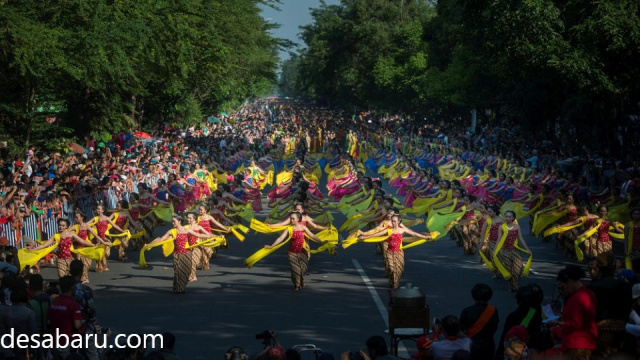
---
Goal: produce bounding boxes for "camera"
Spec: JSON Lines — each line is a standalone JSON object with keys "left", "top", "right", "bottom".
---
{"left": 0, "top": 245, "right": 15, "bottom": 261}
{"left": 225, "top": 347, "right": 248, "bottom": 360}
{"left": 255, "top": 330, "right": 276, "bottom": 346}
{"left": 0, "top": 245, "right": 15, "bottom": 253}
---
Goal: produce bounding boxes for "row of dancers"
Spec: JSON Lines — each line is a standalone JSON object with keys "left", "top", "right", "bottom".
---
{"left": 16, "top": 133, "right": 638, "bottom": 294}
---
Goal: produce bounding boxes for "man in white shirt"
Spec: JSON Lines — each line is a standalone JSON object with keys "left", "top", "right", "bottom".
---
{"left": 432, "top": 315, "right": 472, "bottom": 360}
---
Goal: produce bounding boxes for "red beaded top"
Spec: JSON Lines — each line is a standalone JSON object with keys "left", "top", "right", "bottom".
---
{"left": 58, "top": 236, "right": 73, "bottom": 259}
{"left": 597, "top": 220, "right": 611, "bottom": 243}
{"left": 174, "top": 233, "right": 189, "bottom": 254}
{"left": 288, "top": 230, "right": 306, "bottom": 253}
{"left": 503, "top": 228, "right": 518, "bottom": 250}
{"left": 489, "top": 222, "right": 501, "bottom": 243}
{"left": 387, "top": 233, "right": 403, "bottom": 253}
{"left": 95, "top": 220, "right": 108, "bottom": 238}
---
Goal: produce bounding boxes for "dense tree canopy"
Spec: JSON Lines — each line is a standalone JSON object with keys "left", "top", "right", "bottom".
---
{"left": 0, "top": 0, "right": 282, "bottom": 152}
{"left": 285, "top": 0, "right": 640, "bottom": 145}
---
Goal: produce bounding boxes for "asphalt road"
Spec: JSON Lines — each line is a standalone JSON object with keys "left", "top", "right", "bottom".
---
{"left": 35, "top": 168, "right": 592, "bottom": 360}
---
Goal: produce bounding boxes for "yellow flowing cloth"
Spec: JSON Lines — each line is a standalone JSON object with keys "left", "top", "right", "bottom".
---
{"left": 234, "top": 164, "right": 246, "bottom": 175}
{"left": 402, "top": 218, "right": 424, "bottom": 227}
{"left": 304, "top": 172, "right": 320, "bottom": 184}
{"left": 309, "top": 241, "right": 337, "bottom": 256}
{"left": 250, "top": 218, "right": 289, "bottom": 234}
{"left": 532, "top": 210, "right": 567, "bottom": 237}
{"left": 426, "top": 206, "right": 466, "bottom": 240}
{"left": 344, "top": 214, "right": 377, "bottom": 233}
{"left": 479, "top": 218, "right": 494, "bottom": 270}
{"left": 324, "top": 161, "right": 334, "bottom": 174}
{"left": 244, "top": 227, "right": 294, "bottom": 268}
{"left": 185, "top": 236, "right": 226, "bottom": 249}
{"left": 18, "top": 235, "right": 61, "bottom": 268}
{"left": 626, "top": 221, "right": 636, "bottom": 269}
{"left": 492, "top": 224, "right": 533, "bottom": 279}
{"left": 377, "top": 160, "right": 398, "bottom": 176}
{"left": 315, "top": 211, "right": 334, "bottom": 225}
{"left": 543, "top": 217, "right": 585, "bottom": 238}
{"left": 206, "top": 173, "right": 218, "bottom": 191}
{"left": 130, "top": 229, "right": 146, "bottom": 239}
{"left": 268, "top": 203, "right": 284, "bottom": 218}
{"left": 339, "top": 208, "right": 376, "bottom": 232}
{"left": 139, "top": 237, "right": 175, "bottom": 268}
{"left": 344, "top": 193, "right": 374, "bottom": 218}
{"left": 265, "top": 169, "right": 274, "bottom": 187}
{"left": 309, "top": 164, "right": 322, "bottom": 181}
{"left": 338, "top": 186, "right": 367, "bottom": 207}
{"left": 212, "top": 170, "right": 228, "bottom": 184}
{"left": 611, "top": 228, "right": 625, "bottom": 240}
{"left": 336, "top": 186, "right": 368, "bottom": 213}
{"left": 500, "top": 194, "right": 544, "bottom": 220}
{"left": 401, "top": 233, "right": 440, "bottom": 250}
{"left": 71, "top": 245, "right": 106, "bottom": 261}
{"left": 213, "top": 225, "right": 248, "bottom": 242}
{"left": 153, "top": 204, "right": 175, "bottom": 222}
{"left": 313, "top": 226, "right": 339, "bottom": 243}
{"left": 341, "top": 229, "right": 393, "bottom": 249}
{"left": 426, "top": 199, "right": 457, "bottom": 226}
{"left": 609, "top": 198, "right": 631, "bottom": 224}
{"left": 304, "top": 227, "right": 338, "bottom": 255}
{"left": 403, "top": 190, "right": 451, "bottom": 217}
{"left": 231, "top": 204, "right": 254, "bottom": 222}
{"left": 276, "top": 171, "right": 293, "bottom": 185}
{"left": 574, "top": 220, "right": 601, "bottom": 262}
{"left": 107, "top": 230, "right": 132, "bottom": 247}
{"left": 106, "top": 212, "right": 130, "bottom": 247}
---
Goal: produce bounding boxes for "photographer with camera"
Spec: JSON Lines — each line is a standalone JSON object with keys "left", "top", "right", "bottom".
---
{"left": 253, "top": 330, "right": 286, "bottom": 360}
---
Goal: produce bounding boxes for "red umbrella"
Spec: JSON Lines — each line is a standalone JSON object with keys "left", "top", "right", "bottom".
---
{"left": 133, "top": 131, "right": 152, "bottom": 139}
{"left": 68, "top": 142, "right": 86, "bottom": 154}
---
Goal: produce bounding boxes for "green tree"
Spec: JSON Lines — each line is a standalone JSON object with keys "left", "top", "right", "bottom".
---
{"left": 0, "top": 0, "right": 282, "bottom": 152}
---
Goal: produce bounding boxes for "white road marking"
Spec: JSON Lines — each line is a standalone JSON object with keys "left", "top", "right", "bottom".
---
{"left": 352, "top": 259, "right": 410, "bottom": 358}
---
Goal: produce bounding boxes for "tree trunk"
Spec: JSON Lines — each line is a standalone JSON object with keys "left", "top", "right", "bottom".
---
{"left": 24, "top": 86, "right": 36, "bottom": 149}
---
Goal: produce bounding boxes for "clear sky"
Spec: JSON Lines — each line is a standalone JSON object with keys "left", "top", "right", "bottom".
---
{"left": 260, "top": 0, "right": 340, "bottom": 64}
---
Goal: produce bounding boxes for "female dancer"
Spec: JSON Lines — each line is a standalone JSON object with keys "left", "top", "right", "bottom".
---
{"left": 578, "top": 204, "right": 624, "bottom": 259}
{"left": 264, "top": 212, "right": 324, "bottom": 291}
{"left": 268, "top": 203, "right": 329, "bottom": 231}
{"left": 137, "top": 183, "right": 170, "bottom": 238}
{"left": 494, "top": 211, "right": 532, "bottom": 291}
{"left": 88, "top": 204, "right": 127, "bottom": 272}
{"left": 31, "top": 219, "right": 95, "bottom": 277}
{"left": 111, "top": 200, "right": 141, "bottom": 261}
{"left": 73, "top": 211, "right": 110, "bottom": 283}
{"left": 197, "top": 204, "right": 230, "bottom": 266}
{"left": 358, "top": 215, "right": 433, "bottom": 289}
{"left": 186, "top": 212, "right": 215, "bottom": 282}
{"left": 479, "top": 205, "right": 503, "bottom": 277}
{"left": 209, "top": 197, "right": 237, "bottom": 226}
{"left": 145, "top": 214, "right": 213, "bottom": 293}
{"left": 556, "top": 193, "right": 579, "bottom": 257}
{"left": 452, "top": 194, "right": 482, "bottom": 255}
